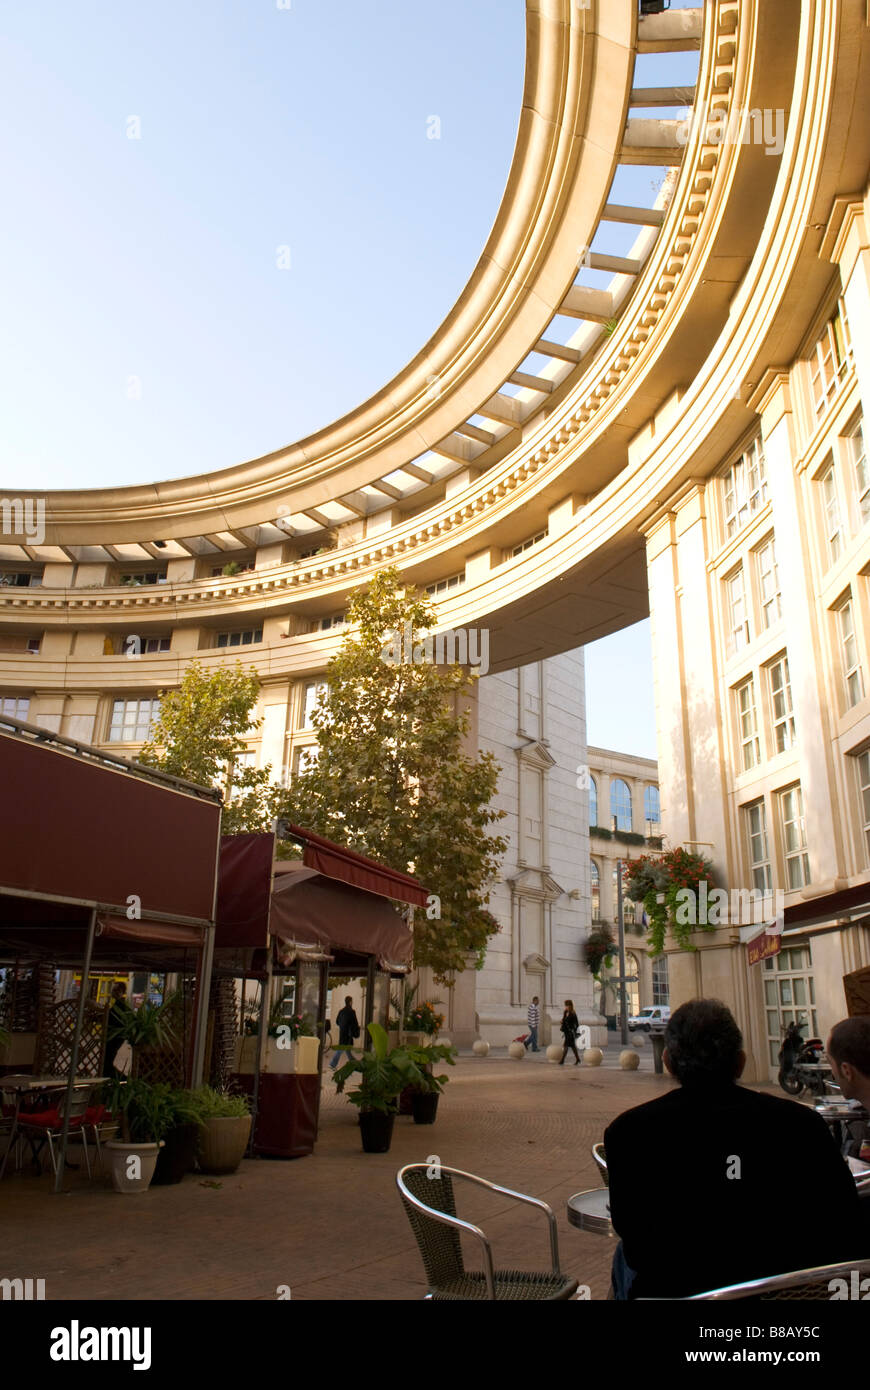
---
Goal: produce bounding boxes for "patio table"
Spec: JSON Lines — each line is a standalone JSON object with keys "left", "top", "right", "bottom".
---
{"left": 567, "top": 1186, "right": 614, "bottom": 1237}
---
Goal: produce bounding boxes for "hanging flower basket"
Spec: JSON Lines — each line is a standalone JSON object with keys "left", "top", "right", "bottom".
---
{"left": 625, "top": 848, "right": 716, "bottom": 956}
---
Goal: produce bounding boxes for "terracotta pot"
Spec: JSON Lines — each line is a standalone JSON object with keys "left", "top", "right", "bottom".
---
{"left": 197, "top": 1115, "right": 252, "bottom": 1174}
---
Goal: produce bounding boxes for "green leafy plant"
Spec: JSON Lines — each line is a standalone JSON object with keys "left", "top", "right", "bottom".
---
{"left": 584, "top": 924, "right": 616, "bottom": 977}
{"left": 333, "top": 1022, "right": 426, "bottom": 1115}
{"left": 406, "top": 1041, "right": 457, "bottom": 1095}
{"left": 590, "top": 825, "right": 612, "bottom": 839}
{"left": 626, "top": 847, "right": 716, "bottom": 955}
{"left": 188, "top": 1085, "right": 251, "bottom": 1120}
{"left": 221, "top": 561, "right": 241, "bottom": 576}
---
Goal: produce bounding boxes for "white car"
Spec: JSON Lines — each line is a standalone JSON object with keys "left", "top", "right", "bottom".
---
{"left": 628, "top": 1005, "right": 671, "bottom": 1032}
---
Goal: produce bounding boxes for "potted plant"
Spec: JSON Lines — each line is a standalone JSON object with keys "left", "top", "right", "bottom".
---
{"left": 151, "top": 1088, "right": 202, "bottom": 1185}
{"left": 406, "top": 1042, "right": 457, "bottom": 1125}
{"left": 189, "top": 1086, "right": 252, "bottom": 1174}
{"left": 333, "top": 1022, "right": 425, "bottom": 1153}
{"left": 103, "top": 998, "right": 176, "bottom": 1194}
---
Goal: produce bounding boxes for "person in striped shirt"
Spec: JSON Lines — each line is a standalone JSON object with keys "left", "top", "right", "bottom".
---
{"left": 525, "top": 997, "right": 540, "bottom": 1052}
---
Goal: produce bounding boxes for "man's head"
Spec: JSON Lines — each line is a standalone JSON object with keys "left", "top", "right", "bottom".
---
{"left": 532, "top": 995, "right": 539, "bottom": 1005}
{"left": 827, "top": 1016, "right": 870, "bottom": 1104}
{"left": 663, "top": 999, "right": 746, "bottom": 1087}
{"left": 111, "top": 982, "right": 126, "bottom": 1001}
{"left": 344, "top": 996, "right": 353, "bottom": 1007}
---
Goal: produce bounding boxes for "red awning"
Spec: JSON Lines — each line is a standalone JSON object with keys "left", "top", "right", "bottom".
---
{"left": 97, "top": 914, "right": 206, "bottom": 948}
{"left": 288, "top": 823, "right": 428, "bottom": 907}
{"left": 270, "top": 861, "right": 413, "bottom": 969}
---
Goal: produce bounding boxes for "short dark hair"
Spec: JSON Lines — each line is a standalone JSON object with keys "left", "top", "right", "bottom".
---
{"left": 344, "top": 996, "right": 353, "bottom": 1005}
{"left": 664, "top": 999, "right": 743, "bottom": 1087}
{"left": 828, "top": 1016, "right": 870, "bottom": 1076}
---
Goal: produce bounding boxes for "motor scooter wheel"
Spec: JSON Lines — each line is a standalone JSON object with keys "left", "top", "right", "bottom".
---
{"left": 778, "top": 1068, "right": 803, "bottom": 1096}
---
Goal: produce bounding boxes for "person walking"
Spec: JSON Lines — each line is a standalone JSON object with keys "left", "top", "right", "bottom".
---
{"left": 559, "top": 999, "right": 581, "bottom": 1066}
{"left": 330, "top": 995, "right": 361, "bottom": 1070}
{"left": 104, "top": 980, "right": 132, "bottom": 1076}
{"left": 524, "top": 996, "right": 540, "bottom": 1052}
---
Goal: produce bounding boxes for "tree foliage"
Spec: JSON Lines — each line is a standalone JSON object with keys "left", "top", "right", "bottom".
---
{"left": 139, "top": 661, "right": 284, "bottom": 835}
{"left": 279, "top": 568, "right": 507, "bottom": 982}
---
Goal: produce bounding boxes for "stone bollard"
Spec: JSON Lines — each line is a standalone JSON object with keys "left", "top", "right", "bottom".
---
{"left": 583, "top": 1047, "right": 603, "bottom": 1067}
{"left": 546, "top": 1044, "right": 563, "bottom": 1063}
{"left": 472, "top": 1039, "right": 490, "bottom": 1057}
{"left": 508, "top": 1041, "right": 525, "bottom": 1060}
{"left": 619, "top": 1049, "right": 640, "bottom": 1070}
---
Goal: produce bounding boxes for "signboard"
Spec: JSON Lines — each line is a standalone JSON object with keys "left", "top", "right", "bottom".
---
{"left": 747, "top": 930, "right": 781, "bottom": 967}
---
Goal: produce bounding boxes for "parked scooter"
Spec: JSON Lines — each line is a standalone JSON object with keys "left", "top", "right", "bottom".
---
{"left": 778, "top": 1019, "right": 830, "bottom": 1097}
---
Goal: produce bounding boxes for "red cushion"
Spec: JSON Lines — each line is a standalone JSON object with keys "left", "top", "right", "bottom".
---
{"left": 84, "top": 1106, "right": 109, "bottom": 1124}
{"left": 18, "top": 1111, "right": 83, "bottom": 1131}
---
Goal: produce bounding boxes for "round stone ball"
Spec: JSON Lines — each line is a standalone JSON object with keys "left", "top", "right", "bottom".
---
{"left": 508, "top": 1041, "right": 526, "bottom": 1060}
{"left": 619, "top": 1049, "right": 640, "bottom": 1070}
{"left": 583, "top": 1047, "right": 604, "bottom": 1067}
{"left": 471, "top": 1039, "right": 490, "bottom": 1057}
{"left": 546, "top": 1044, "right": 563, "bottom": 1063}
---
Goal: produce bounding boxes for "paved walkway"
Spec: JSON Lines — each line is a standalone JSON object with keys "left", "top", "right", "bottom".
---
{"left": 0, "top": 1053, "right": 776, "bottom": 1301}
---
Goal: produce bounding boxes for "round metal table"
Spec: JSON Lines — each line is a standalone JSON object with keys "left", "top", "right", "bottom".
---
{"left": 567, "top": 1186, "right": 614, "bottom": 1237}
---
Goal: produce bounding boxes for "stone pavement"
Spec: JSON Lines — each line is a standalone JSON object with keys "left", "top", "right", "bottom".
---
{"left": 0, "top": 1053, "right": 778, "bottom": 1301}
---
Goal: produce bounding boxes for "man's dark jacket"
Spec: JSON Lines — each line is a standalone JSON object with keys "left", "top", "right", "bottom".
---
{"left": 603, "top": 1082, "right": 864, "bottom": 1299}
{"left": 335, "top": 1006, "right": 360, "bottom": 1047}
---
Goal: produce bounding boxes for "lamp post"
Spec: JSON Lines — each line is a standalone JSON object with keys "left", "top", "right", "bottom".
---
{"left": 613, "top": 815, "right": 629, "bottom": 1046}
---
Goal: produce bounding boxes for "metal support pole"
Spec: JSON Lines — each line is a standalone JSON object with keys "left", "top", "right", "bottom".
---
{"left": 190, "top": 925, "right": 216, "bottom": 1087}
{"left": 616, "top": 857, "right": 628, "bottom": 1048}
{"left": 55, "top": 907, "right": 97, "bottom": 1194}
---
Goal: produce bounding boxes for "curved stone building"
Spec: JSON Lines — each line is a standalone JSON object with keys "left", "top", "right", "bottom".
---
{"left": 2, "top": 2, "right": 870, "bottom": 1073}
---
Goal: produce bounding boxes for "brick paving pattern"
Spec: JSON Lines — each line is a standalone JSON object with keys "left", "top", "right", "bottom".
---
{"left": 0, "top": 1050, "right": 783, "bottom": 1301}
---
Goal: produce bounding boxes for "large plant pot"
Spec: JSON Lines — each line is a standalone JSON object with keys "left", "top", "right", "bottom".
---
{"left": 105, "top": 1140, "right": 163, "bottom": 1194}
{"left": 152, "top": 1124, "right": 199, "bottom": 1185}
{"left": 411, "top": 1092, "right": 439, "bottom": 1125}
{"left": 359, "top": 1110, "right": 395, "bottom": 1153}
{"left": 197, "top": 1115, "right": 252, "bottom": 1174}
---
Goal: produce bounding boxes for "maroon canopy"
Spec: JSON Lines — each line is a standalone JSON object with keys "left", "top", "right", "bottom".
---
{"left": 270, "top": 862, "right": 412, "bottom": 969}
{"left": 289, "top": 824, "right": 429, "bottom": 907}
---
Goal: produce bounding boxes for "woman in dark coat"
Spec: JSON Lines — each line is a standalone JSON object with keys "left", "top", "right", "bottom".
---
{"left": 559, "top": 999, "right": 581, "bottom": 1066}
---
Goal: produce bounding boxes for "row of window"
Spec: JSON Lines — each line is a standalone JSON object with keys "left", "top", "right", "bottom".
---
{"left": 734, "top": 654, "right": 795, "bottom": 771}
{"left": 725, "top": 535, "right": 781, "bottom": 655}
{"left": 589, "top": 778, "right": 660, "bottom": 832}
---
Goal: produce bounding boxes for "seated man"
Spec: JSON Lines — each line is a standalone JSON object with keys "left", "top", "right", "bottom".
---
{"left": 827, "top": 1015, "right": 870, "bottom": 1156}
{"left": 604, "top": 999, "right": 863, "bottom": 1299}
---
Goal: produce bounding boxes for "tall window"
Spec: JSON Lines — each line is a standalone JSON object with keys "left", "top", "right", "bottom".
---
{"left": 836, "top": 595, "right": 864, "bottom": 708}
{"left": 722, "top": 437, "right": 768, "bottom": 538}
{"left": 856, "top": 750, "right": 870, "bottom": 867}
{"left": 610, "top": 779, "right": 632, "bottom": 832}
{"left": 756, "top": 537, "right": 782, "bottom": 629}
{"left": 809, "top": 303, "right": 851, "bottom": 420}
{"left": 726, "top": 568, "right": 751, "bottom": 654}
{"left": 644, "top": 785, "right": 660, "bottom": 827}
{"left": 820, "top": 465, "right": 843, "bottom": 563}
{"left": 850, "top": 418, "right": 869, "bottom": 526}
{"left": 589, "top": 776, "right": 598, "bottom": 827}
{"left": 0, "top": 695, "right": 30, "bottom": 720}
{"left": 299, "top": 680, "right": 327, "bottom": 728}
{"left": 108, "top": 697, "right": 159, "bottom": 743}
{"left": 735, "top": 678, "right": 761, "bottom": 770}
{"left": 744, "top": 799, "right": 772, "bottom": 891}
{"left": 651, "top": 955, "right": 670, "bottom": 1007}
{"left": 590, "top": 860, "right": 600, "bottom": 922}
{"left": 767, "top": 656, "right": 796, "bottom": 753}
{"left": 779, "top": 785, "right": 810, "bottom": 890}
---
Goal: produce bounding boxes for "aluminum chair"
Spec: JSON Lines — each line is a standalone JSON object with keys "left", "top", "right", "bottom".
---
{"left": 681, "top": 1256, "right": 870, "bottom": 1301}
{"left": 592, "top": 1142, "right": 608, "bottom": 1185}
{"left": 15, "top": 1087, "right": 92, "bottom": 1179}
{"left": 397, "top": 1162, "right": 579, "bottom": 1300}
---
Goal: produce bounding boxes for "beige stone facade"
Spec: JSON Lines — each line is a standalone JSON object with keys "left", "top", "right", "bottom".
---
{"left": 2, "top": 4, "right": 870, "bottom": 1062}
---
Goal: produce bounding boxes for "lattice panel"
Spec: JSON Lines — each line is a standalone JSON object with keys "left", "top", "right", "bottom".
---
{"left": 37, "top": 997, "right": 108, "bottom": 1077}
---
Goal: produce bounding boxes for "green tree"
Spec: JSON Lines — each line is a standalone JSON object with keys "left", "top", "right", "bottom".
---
{"left": 139, "top": 661, "right": 283, "bottom": 834}
{"left": 280, "top": 568, "right": 507, "bottom": 982}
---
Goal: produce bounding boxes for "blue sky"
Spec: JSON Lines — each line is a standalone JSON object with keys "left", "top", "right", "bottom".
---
{"left": 1, "top": 1, "right": 698, "bottom": 760}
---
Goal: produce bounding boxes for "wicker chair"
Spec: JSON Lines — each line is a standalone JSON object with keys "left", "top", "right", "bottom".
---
{"left": 677, "top": 1256, "right": 870, "bottom": 1301}
{"left": 397, "top": 1163, "right": 579, "bottom": 1300}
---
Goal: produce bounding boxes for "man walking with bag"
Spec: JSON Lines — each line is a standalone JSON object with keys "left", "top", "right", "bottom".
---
{"left": 525, "top": 996, "right": 540, "bottom": 1052}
